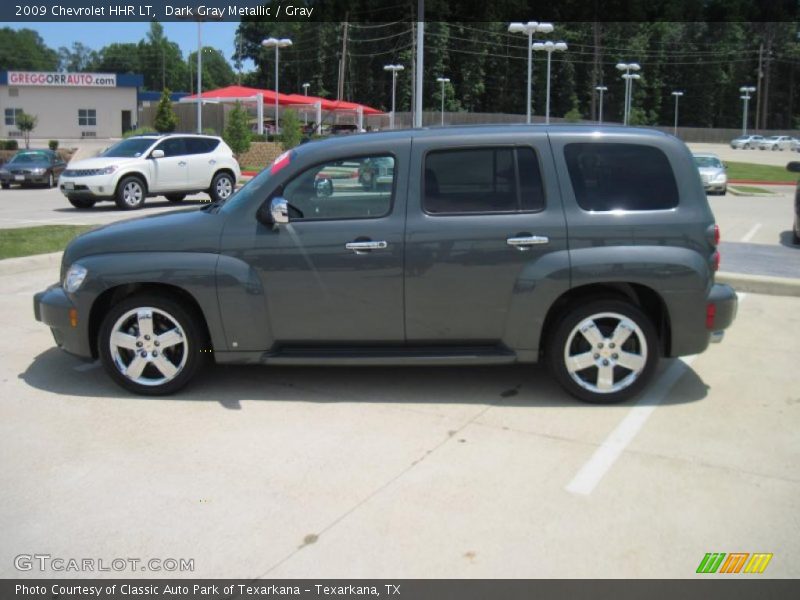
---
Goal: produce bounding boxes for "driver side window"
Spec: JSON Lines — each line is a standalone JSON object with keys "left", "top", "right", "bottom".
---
{"left": 282, "top": 155, "right": 395, "bottom": 221}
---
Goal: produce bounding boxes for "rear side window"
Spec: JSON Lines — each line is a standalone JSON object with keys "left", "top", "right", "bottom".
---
{"left": 564, "top": 143, "right": 679, "bottom": 212}
{"left": 186, "top": 138, "right": 220, "bottom": 154}
{"left": 424, "top": 146, "right": 545, "bottom": 214}
{"left": 155, "top": 137, "right": 187, "bottom": 157}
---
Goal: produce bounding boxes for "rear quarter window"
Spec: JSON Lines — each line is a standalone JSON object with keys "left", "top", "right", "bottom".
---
{"left": 564, "top": 143, "right": 679, "bottom": 211}
{"left": 186, "top": 138, "right": 220, "bottom": 154}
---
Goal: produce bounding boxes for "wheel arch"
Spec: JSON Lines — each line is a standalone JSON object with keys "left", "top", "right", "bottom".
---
{"left": 114, "top": 171, "right": 150, "bottom": 195}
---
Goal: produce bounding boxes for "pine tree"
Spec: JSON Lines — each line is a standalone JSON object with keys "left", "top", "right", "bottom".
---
{"left": 224, "top": 101, "right": 251, "bottom": 157}
{"left": 153, "top": 89, "right": 178, "bottom": 133}
{"left": 279, "top": 110, "right": 302, "bottom": 151}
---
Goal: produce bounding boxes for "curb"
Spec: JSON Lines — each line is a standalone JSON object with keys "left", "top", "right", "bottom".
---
{"left": 0, "top": 251, "right": 62, "bottom": 276}
{"left": 728, "top": 179, "right": 796, "bottom": 186}
{"left": 717, "top": 271, "right": 800, "bottom": 298}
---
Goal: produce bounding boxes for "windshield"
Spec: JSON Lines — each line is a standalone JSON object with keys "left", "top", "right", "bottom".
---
{"left": 9, "top": 151, "right": 51, "bottom": 164}
{"left": 764, "top": 137, "right": 779, "bottom": 142}
{"left": 101, "top": 138, "right": 157, "bottom": 158}
{"left": 694, "top": 156, "right": 722, "bottom": 169}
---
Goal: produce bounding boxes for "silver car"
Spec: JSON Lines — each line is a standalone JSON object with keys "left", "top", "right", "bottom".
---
{"left": 758, "top": 136, "right": 792, "bottom": 151}
{"left": 730, "top": 134, "right": 764, "bottom": 149}
{"left": 693, "top": 153, "right": 727, "bottom": 195}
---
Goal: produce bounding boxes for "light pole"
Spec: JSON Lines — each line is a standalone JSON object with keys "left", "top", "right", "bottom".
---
{"left": 595, "top": 85, "right": 607, "bottom": 124}
{"left": 384, "top": 64, "right": 404, "bottom": 129}
{"left": 436, "top": 77, "right": 449, "bottom": 126}
{"left": 302, "top": 82, "right": 310, "bottom": 124}
{"left": 261, "top": 37, "right": 293, "bottom": 134}
{"left": 671, "top": 91, "right": 684, "bottom": 136}
{"left": 196, "top": 22, "right": 202, "bottom": 133}
{"left": 739, "top": 85, "right": 756, "bottom": 135}
{"left": 508, "top": 21, "right": 554, "bottom": 124}
{"left": 532, "top": 40, "right": 567, "bottom": 124}
{"left": 616, "top": 62, "right": 640, "bottom": 125}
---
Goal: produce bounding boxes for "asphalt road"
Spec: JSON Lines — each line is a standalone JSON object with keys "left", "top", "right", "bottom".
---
{"left": 0, "top": 262, "right": 798, "bottom": 578}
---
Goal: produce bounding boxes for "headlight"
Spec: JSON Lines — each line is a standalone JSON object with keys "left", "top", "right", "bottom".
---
{"left": 63, "top": 264, "right": 88, "bottom": 293}
{"left": 100, "top": 165, "right": 118, "bottom": 175}
{"left": 32, "top": 168, "right": 46, "bottom": 175}
{"left": 712, "top": 173, "right": 727, "bottom": 183}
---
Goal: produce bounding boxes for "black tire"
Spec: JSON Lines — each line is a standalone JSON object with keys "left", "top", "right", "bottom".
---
{"left": 744, "top": 144, "right": 750, "bottom": 149}
{"left": 68, "top": 197, "right": 96, "bottom": 209}
{"left": 1, "top": 183, "right": 10, "bottom": 189}
{"left": 165, "top": 193, "right": 186, "bottom": 203}
{"left": 47, "top": 173, "right": 55, "bottom": 188}
{"left": 115, "top": 175, "right": 146, "bottom": 210}
{"left": 547, "top": 298, "right": 659, "bottom": 404}
{"left": 208, "top": 171, "right": 235, "bottom": 203}
{"left": 793, "top": 228, "right": 800, "bottom": 246}
{"left": 98, "top": 293, "right": 208, "bottom": 396}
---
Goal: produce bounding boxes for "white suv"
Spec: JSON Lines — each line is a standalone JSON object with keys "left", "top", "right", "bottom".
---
{"left": 59, "top": 134, "right": 241, "bottom": 210}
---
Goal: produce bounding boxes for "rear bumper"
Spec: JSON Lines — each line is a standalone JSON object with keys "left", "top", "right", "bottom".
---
{"left": 706, "top": 283, "right": 738, "bottom": 342}
{"left": 34, "top": 284, "right": 93, "bottom": 358}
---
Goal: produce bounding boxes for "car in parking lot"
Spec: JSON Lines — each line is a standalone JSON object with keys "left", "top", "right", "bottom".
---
{"left": 358, "top": 156, "right": 394, "bottom": 190}
{"left": 34, "top": 125, "right": 737, "bottom": 403}
{"left": 790, "top": 138, "right": 800, "bottom": 153}
{"left": 58, "top": 134, "right": 241, "bottom": 210}
{"left": 730, "top": 134, "right": 764, "bottom": 149}
{"left": 0, "top": 149, "right": 66, "bottom": 189}
{"left": 692, "top": 153, "right": 727, "bottom": 195}
{"left": 758, "top": 135, "right": 793, "bottom": 151}
{"left": 788, "top": 161, "right": 800, "bottom": 245}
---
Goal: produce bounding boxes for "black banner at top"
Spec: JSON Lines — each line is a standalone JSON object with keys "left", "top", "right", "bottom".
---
{"left": 2, "top": 0, "right": 799, "bottom": 23}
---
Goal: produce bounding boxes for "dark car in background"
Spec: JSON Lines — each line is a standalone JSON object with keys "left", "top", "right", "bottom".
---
{"left": 0, "top": 149, "right": 66, "bottom": 189}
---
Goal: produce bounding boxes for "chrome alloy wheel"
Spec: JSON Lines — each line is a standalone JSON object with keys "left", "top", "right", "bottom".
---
{"left": 109, "top": 307, "right": 188, "bottom": 387}
{"left": 123, "top": 181, "right": 144, "bottom": 206}
{"left": 563, "top": 312, "right": 648, "bottom": 395}
{"left": 215, "top": 175, "right": 233, "bottom": 199}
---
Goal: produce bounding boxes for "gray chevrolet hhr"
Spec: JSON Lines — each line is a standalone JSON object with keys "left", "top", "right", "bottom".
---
{"left": 34, "top": 125, "right": 737, "bottom": 403}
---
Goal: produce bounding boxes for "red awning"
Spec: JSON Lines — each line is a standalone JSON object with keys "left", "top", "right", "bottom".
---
{"left": 183, "top": 85, "right": 382, "bottom": 114}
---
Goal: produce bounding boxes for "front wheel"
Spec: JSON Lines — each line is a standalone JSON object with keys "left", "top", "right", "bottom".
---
{"left": 547, "top": 299, "right": 659, "bottom": 404}
{"left": 165, "top": 193, "right": 186, "bottom": 203}
{"left": 98, "top": 294, "right": 207, "bottom": 395}
{"left": 209, "top": 172, "right": 234, "bottom": 203}
{"left": 1, "top": 182, "right": 10, "bottom": 189}
{"left": 68, "top": 197, "right": 96, "bottom": 209}
{"left": 115, "top": 176, "right": 146, "bottom": 210}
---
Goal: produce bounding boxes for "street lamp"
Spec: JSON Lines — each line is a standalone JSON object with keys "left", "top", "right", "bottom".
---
{"left": 384, "top": 64, "right": 404, "bottom": 129}
{"left": 261, "top": 37, "right": 293, "bottom": 134}
{"left": 508, "top": 21, "right": 554, "bottom": 124}
{"left": 196, "top": 23, "right": 203, "bottom": 133}
{"left": 671, "top": 91, "right": 684, "bottom": 136}
{"left": 532, "top": 40, "right": 567, "bottom": 124}
{"left": 595, "top": 85, "right": 608, "bottom": 124}
{"left": 616, "top": 62, "right": 640, "bottom": 125}
{"left": 739, "top": 85, "right": 756, "bottom": 136}
{"left": 436, "top": 77, "right": 450, "bottom": 126}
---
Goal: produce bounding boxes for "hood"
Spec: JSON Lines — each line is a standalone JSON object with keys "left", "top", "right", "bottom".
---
{"left": 62, "top": 208, "right": 225, "bottom": 268}
{"left": 65, "top": 156, "right": 142, "bottom": 170}
{"left": 697, "top": 166, "right": 724, "bottom": 176}
{"left": 2, "top": 159, "right": 52, "bottom": 170}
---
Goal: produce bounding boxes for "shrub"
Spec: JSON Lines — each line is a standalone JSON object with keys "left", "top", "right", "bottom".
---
{"left": 223, "top": 101, "right": 251, "bottom": 157}
{"left": 564, "top": 107, "right": 583, "bottom": 123}
{"left": 16, "top": 112, "right": 37, "bottom": 149}
{"left": 123, "top": 127, "right": 157, "bottom": 139}
{"left": 2, "top": 140, "right": 18, "bottom": 150}
{"left": 153, "top": 89, "right": 178, "bottom": 133}
{"left": 48, "top": 140, "right": 59, "bottom": 151}
{"left": 279, "top": 110, "right": 302, "bottom": 151}
{"left": 251, "top": 133, "right": 268, "bottom": 142}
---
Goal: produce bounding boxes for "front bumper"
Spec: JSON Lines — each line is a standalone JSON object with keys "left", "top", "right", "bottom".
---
{"left": 1, "top": 172, "right": 49, "bottom": 185}
{"left": 59, "top": 174, "right": 116, "bottom": 200}
{"left": 706, "top": 283, "right": 738, "bottom": 342}
{"left": 34, "top": 284, "right": 93, "bottom": 358}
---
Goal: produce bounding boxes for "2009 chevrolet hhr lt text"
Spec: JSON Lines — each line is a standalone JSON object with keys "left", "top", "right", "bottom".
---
{"left": 34, "top": 125, "right": 738, "bottom": 403}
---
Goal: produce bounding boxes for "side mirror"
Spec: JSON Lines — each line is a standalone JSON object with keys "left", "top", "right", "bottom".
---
{"left": 787, "top": 162, "right": 800, "bottom": 173}
{"left": 315, "top": 177, "right": 333, "bottom": 197}
{"left": 150, "top": 149, "right": 164, "bottom": 159}
{"left": 257, "top": 197, "right": 290, "bottom": 227}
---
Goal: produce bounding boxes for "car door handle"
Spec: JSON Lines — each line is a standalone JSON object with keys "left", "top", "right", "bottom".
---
{"left": 345, "top": 240, "right": 388, "bottom": 253}
{"left": 209, "top": 159, "right": 217, "bottom": 165}
{"left": 507, "top": 235, "right": 549, "bottom": 250}
{"left": 178, "top": 161, "right": 187, "bottom": 166}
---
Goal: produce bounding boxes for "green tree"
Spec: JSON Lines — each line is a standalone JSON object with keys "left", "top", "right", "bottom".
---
{"left": 187, "top": 48, "right": 236, "bottom": 91}
{"left": 153, "top": 89, "right": 178, "bottom": 133}
{"left": 224, "top": 101, "right": 251, "bottom": 157}
{"left": 90, "top": 43, "right": 140, "bottom": 74}
{"left": 139, "top": 23, "right": 190, "bottom": 92}
{"left": 0, "top": 28, "right": 58, "bottom": 71}
{"left": 16, "top": 112, "right": 37, "bottom": 149}
{"left": 279, "top": 110, "right": 302, "bottom": 151}
{"left": 57, "top": 42, "right": 97, "bottom": 72}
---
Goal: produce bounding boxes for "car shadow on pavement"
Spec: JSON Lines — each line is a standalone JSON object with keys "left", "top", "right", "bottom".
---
{"left": 20, "top": 348, "right": 709, "bottom": 409}
{"left": 51, "top": 199, "right": 208, "bottom": 214}
{"left": 778, "top": 230, "right": 799, "bottom": 249}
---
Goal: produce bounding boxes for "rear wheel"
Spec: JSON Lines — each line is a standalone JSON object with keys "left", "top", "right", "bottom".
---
{"left": 68, "top": 197, "right": 96, "bottom": 209}
{"left": 1, "top": 182, "right": 10, "bottom": 189}
{"left": 793, "top": 227, "right": 800, "bottom": 245}
{"left": 165, "top": 193, "right": 186, "bottom": 203}
{"left": 547, "top": 299, "right": 659, "bottom": 404}
{"left": 98, "top": 294, "right": 207, "bottom": 395}
{"left": 209, "top": 171, "right": 234, "bottom": 203}
{"left": 115, "top": 176, "right": 146, "bottom": 210}
{"left": 47, "top": 173, "right": 54, "bottom": 188}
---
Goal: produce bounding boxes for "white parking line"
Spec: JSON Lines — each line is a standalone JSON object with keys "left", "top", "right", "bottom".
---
{"left": 565, "top": 355, "right": 697, "bottom": 496}
{"left": 740, "top": 223, "right": 761, "bottom": 243}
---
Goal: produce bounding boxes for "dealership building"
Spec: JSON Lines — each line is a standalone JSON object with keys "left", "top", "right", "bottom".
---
{"left": 0, "top": 71, "right": 143, "bottom": 140}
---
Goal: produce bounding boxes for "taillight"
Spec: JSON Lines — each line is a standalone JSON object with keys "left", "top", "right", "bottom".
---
{"left": 706, "top": 303, "right": 717, "bottom": 329}
{"left": 711, "top": 250, "right": 720, "bottom": 272}
{"left": 713, "top": 224, "right": 720, "bottom": 246}
{"left": 706, "top": 223, "right": 720, "bottom": 247}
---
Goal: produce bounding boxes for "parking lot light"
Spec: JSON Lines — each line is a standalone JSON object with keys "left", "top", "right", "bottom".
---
{"left": 532, "top": 41, "right": 567, "bottom": 125}
{"left": 616, "top": 62, "right": 641, "bottom": 125}
{"left": 595, "top": 86, "right": 608, "bottom": 124}
{"left": 261, "top": 37, "right": 293, "bottom": 134}
{"left": 671, "top": 91, "right": 684, "bottom": 137}
{"left": 508, "top": 22, "right": 554, "bottom": 124}
{"left": 739, "top": 86, "right": 756, "bottom": 136}
{"left": 436, "top": 77, "right": 450, "bottom": 126}
{"left": 384, "top": 65, "right": 405, "bottom": 129}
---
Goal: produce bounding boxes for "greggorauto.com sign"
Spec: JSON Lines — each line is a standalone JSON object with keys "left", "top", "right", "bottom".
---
{"left": 8, "top": 71, "right": 117, "bottom": 87}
